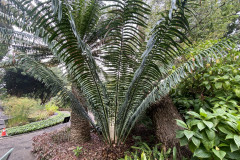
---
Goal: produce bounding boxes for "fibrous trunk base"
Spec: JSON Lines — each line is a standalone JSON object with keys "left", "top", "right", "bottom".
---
{"left": 70, "top": 85, "right": 91, "bottom": 144}
{"left": 150, "top": 95, "right": 192, "bottom": 159}
{"left": 70, "top": 110, "right": 91, "bottom": 144}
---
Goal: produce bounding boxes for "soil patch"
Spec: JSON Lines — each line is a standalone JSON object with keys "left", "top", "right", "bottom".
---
{"left": 32, "top": 124, "right": 155, "bottom": 160}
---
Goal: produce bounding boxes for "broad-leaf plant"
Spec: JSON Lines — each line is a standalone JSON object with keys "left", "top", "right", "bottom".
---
{"left": 175, "top": 41, "right": 240, "bottom": 159}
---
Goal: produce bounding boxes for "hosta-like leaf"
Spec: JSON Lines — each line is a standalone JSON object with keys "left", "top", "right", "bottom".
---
{"left": 205, "top": 129, "right": 215, "bottom": 141}
{"left": 176, "top": 130, "right": 185, "bottom": 138}
{"left": 184, "top": 130, "right": 194, "bottom": 140}
{"left": 197, "top": 122, "right": 205, "bottom": 131}
{"left": 234, "top": 89, "right": 240, "bottom": 98}
{"left": 237, "top": 121, "right": 240, "bottom": 132}
{"left": 180, "top": 137, "right": 189, "bottom": 146}
{"left": 202, "top": 139, "right": 214, "bottom": 151}
{"left": 192, "top": 137, "right": 200, "bottom": 148}
{"left": 230, "top": 142, "right": 239, "bottom": 152}
{"left": 193, "top": 148, "right": 211, "bottom": 158}
{"left": 215, "top": 82, "right": 223, "bottom": 89}
{"left": 234, "top": 135, "right": 240, "bottom": 148}
{"left": 218, "top": 125, "right": 233, "bottom": 135}
{"left": 187, "top": 111, "right": 201, "bottom": 118}
{"left": 200, "top": 108, "right": 208, "bottom": 118}
{"left": 203, "top": 120, "right": 213, "bottom": 129}
{"left": 212, "top": 149, "right": 226, "bottom": 160}
{"left": 176, "top": 120, "right": 188, "bottom": 129}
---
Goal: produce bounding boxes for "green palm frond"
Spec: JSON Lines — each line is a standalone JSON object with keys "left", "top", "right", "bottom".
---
{"left": 0, "top": 27, "right": 49, "bottom": 54}
{"left": 100, "top": 0, "right": 150, "bottom": 141}
{"left": 116, "top": 2, "right": 190, "bottom": 142}
{"left": 72, "top": 0, "right": 102, "bottom": 41}
{"left": 101, "top": 0, "right": 150, "bottom": 110}
{"left": 121, "top": 39, "right": 235, "bottom": 142}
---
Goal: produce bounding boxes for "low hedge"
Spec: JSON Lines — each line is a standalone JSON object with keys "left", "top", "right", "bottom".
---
{"left": 6, "top": 111, "right": 70, "bottom": 136}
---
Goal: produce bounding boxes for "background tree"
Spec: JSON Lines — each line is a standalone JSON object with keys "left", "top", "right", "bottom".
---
{"left": 187, "top": 0, "right": 240, "bottom": 41}
{"left": 3, "top": 68, "right": 52, "bottom": 103}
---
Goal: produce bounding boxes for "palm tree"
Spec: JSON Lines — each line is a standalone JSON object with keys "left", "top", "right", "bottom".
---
{"left": 0, "top": 0, "right": 236, "bottom": 157}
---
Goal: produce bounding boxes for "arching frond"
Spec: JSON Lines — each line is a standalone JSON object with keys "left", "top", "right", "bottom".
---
{"left": 100, "top": 0, "right": 150, "bottom": 141}
{"left": 121, "top": 39, "right": 235, "bottom": 142}
{"left": 116, "top": 2, "right": 190, "bottom": 142}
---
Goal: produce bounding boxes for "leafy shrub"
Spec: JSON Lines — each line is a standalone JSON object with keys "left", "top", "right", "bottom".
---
{"left": 176, "top": 108, "right": 240, "bottom": 160}
{"left": 172, "top": 41, "right": 240, "bottom": 112}
{"left": 6, "top": 115, "right": 29, "bottom": 128}
{"left": 28, "top": 110, "right": 50, "bottom": 121}
{"left": 45, "top": 100, "right": 59, "bottom": 115}
{"left": 3, "top": 97, "right": 42, "bottom": 127}
{"left": 6, "top": 111, "right": 70, "bottom": 136}
{"left": 2, "top": 97, "right": 61, "bottom": 127}
{"left": 120, "top": 142, "right": 178, "bottom": 160}
{"left": 3, "top": 97, "right": 41, "bottom": 114}
{"left": 173, "top": 41, "right": 240, "bottom": 159}
{"left": 73, "top": 146, "right": 83, "bottom": 157}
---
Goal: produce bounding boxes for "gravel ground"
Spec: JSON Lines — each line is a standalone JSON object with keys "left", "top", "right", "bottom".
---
{"left": 0, "top": 122, "right": 70, "bottom": 160}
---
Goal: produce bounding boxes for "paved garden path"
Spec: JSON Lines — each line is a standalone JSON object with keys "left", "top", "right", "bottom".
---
{"left": 0, "top": 122, "right": 70, "bottom": 160}
{"left": 0, "top": 105, "right": 8, "bottom": 130}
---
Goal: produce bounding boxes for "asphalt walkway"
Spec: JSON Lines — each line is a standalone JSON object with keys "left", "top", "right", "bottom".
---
{"left": 0, "top": 122, "right": 70, "bottom": 160}
{"left": 0, "top": 105, "right": 7, "bottom": 129}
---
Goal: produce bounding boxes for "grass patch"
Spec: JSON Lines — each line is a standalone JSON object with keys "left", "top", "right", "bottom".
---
{"left": 2, "top": 96, "right": 60, "bottom": 127}
{"left": 6, "top": 111, "right": 70, "bottom": 136}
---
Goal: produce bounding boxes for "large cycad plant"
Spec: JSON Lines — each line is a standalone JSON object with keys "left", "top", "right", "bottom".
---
{"left": 0, "top": 0, "right": 236, "bottom": 147}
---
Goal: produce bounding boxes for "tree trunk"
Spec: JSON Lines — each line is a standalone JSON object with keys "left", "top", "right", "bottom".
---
{"left": 70, "top": 85, "right": 91, "bottom": 144}
{"left": 149, "top": 95, "right": 192, "bottom": 159}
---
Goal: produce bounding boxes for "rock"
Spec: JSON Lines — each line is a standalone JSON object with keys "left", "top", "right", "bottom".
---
{"left": 0, "top": 119, "right": 4, "bottom": 125}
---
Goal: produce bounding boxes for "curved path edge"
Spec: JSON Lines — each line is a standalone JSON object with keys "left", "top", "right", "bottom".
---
{"left": 0, "top": 118, "right": 70, "bottom": 160}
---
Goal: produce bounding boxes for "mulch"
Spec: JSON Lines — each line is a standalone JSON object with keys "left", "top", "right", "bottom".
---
{"left": 32, "top": 124, "right": 155, "bottom": 160}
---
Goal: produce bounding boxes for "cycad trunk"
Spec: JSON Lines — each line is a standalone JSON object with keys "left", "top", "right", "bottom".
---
{"left": 71, "top": 85, "right": 91, "bottom": 144}
{"left": 150, "top": 95, "right": 192, "bottom": 159}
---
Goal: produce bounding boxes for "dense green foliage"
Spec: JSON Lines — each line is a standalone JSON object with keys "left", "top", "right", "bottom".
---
{"left": 3, "top": 68, "right": 53, "bottom": 103}
{"left": 177, "top": 108, "right": 240, "bottom": 160}
{"left": 173, "top": 41, "right": 240, "bottom": 159}
{"left": 173, "top": 40, "right": 240, "bottom": 113}
{"left": 188, "top": 0, "right": 240, "bottom": 41}
{"left": 146, "top": 0, "right": 240, "bottom": 42}
{"left": 3, "top": 96, "right": 59, "bottom": 127}
{"left": 121, "top": 142, "right": 177, "bottom": 160}
{"left": 6, "top": 111, "right": 70, "bottom": 136}
{"left": 45, "top": 101, "right": 59, "bottom": 115}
